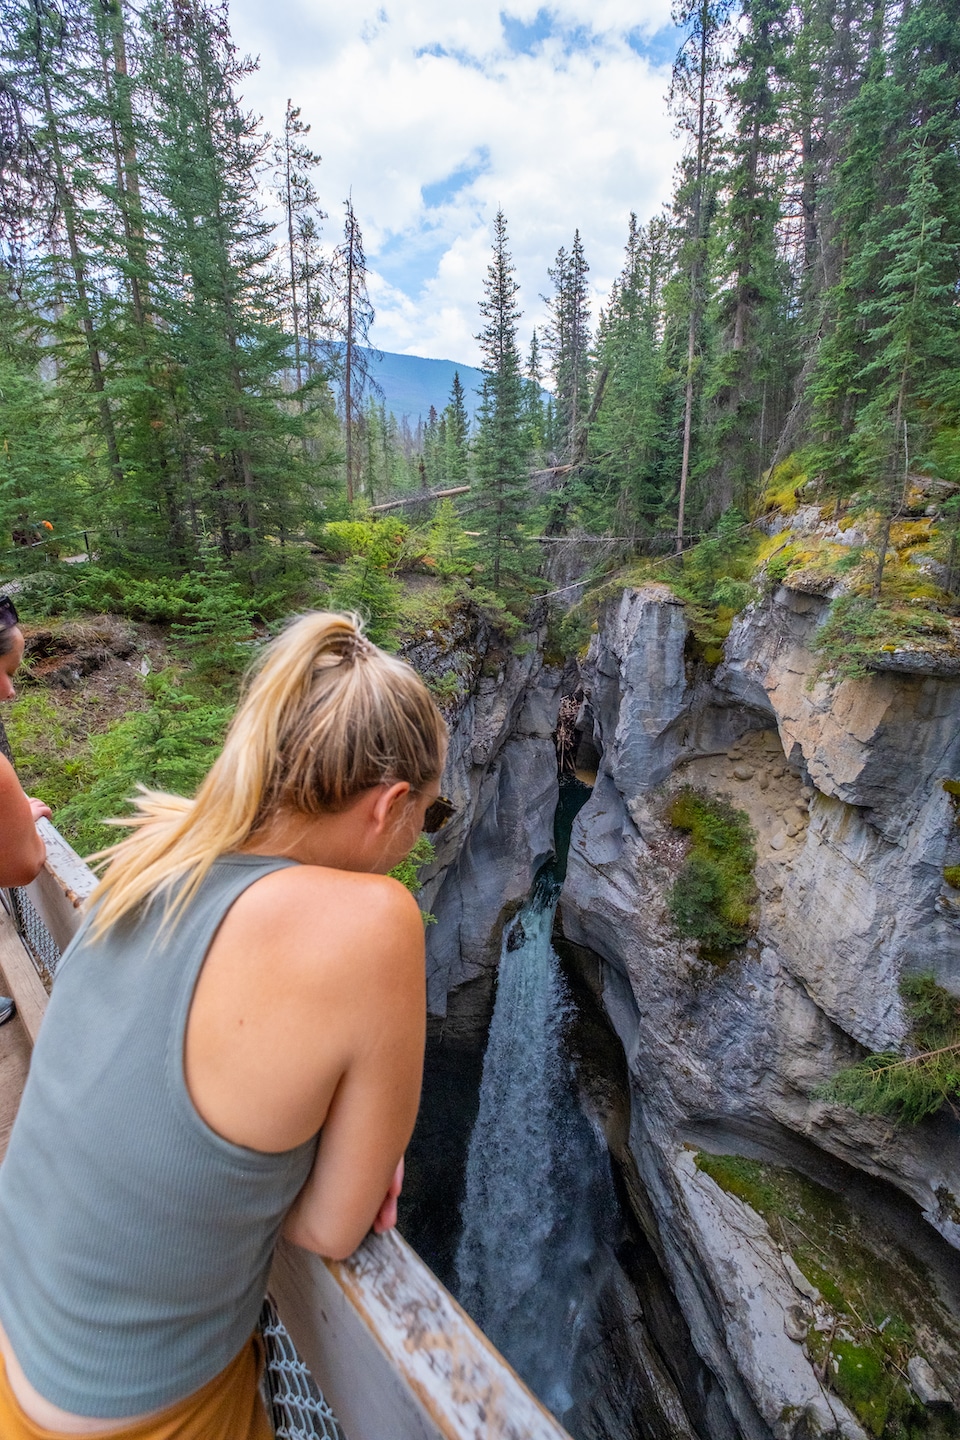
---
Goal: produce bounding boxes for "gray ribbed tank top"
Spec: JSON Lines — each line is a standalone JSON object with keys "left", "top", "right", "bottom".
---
{"left": 0, "top": 854, "right": 319, "bottom": 1418}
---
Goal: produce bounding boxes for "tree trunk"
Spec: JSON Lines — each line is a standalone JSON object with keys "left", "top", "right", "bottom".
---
{"left": 34, "top": 34, "right": 123, "bottom": 487}
{"left": 345, "top": 218, "right": 355, "bottom": 505}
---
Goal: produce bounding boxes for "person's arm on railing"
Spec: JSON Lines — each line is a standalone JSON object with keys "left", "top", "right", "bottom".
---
{"left": 0, "top": 754, "right": 50, "bottom": 887}
{"left": 281, "top": 882, "right": 426, "bottom": 1262}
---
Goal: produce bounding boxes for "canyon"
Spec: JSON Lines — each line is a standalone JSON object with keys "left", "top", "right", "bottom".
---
{"left": 399, "top": 565, "right": 960, "bottom": 1440}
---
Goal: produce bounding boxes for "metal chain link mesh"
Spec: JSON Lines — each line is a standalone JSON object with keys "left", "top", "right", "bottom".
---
{"left": 0, "top": 714, "right": 343, "bottom": 1440}
{"left": 0, "top": 714, "right": 14, "bottom": 767}
{"left": 259, "top": 1298, "right": 345, "bottom": 1440}
{"left": 6, "top": 886, "right": 58, "bottom": 987}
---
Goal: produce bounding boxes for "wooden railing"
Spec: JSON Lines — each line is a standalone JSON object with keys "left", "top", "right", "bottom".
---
{"left": 0, "top": 822, "right": 572, "bottom": 1440}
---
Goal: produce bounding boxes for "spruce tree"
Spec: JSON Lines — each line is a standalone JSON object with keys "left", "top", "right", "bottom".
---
{"left": 273, "top": 99, "right": 323, "bottom": 397}
{"left": 330, "top": 197, "right": 379, "bottom": 505}
{"left": 471, "top": 210, "right": 529, "bottom": 593}
{"left": 139, "top": 0, "right": 311, "bottom": 579}
{"left": 590, "top": 213, "right": 678, "bottom": 539}
{"left": 704, "top": 0, "right": 793, "bottom": 518}
{"left": 522, "top": 331, "right": 546, "bottom": 459}
{"left": 543, "top": 230, "right": 592, "bottom": 463}
{"left": 443, "top": 372, "right": 470, "bottom": 483}
{"left": 670, "top": 0, "right": 731, "bottom": 548}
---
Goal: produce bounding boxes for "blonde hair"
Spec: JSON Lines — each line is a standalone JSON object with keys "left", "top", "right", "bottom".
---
{"left": 88, "top": 611, "right": 447, "bottom": 936}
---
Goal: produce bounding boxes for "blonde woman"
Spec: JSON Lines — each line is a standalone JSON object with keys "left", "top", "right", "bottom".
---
{"left": 0, "top": 612, "right": 448, "bottom": 1439}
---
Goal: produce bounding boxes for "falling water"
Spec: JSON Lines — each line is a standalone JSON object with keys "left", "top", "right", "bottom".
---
{"left": 455, "top": 781, "right": 618, "bottom": 1426}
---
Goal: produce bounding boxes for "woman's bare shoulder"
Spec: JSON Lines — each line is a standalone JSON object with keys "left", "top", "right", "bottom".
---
{"left": 242, "top": 862, "right": 420, "bottom": 919}
{"left": 225, "top": 863, "right": 424, "bottom": 984}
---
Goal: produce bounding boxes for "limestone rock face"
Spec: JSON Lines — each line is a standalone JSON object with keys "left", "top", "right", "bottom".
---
{"left": 558, "top": 580, "right": 960, "bottom": 1432}
{"left": 413, "top": 618, "right": 562, "bottom": 1019}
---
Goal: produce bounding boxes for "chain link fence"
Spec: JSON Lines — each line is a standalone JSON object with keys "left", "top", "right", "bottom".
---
{"left": 0, "top": 715, "right": 342, "bottom": 1440}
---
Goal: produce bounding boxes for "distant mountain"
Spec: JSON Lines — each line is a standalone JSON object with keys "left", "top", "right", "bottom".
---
{"left": 357, "top": 348, "right": 486, "bottom": 424}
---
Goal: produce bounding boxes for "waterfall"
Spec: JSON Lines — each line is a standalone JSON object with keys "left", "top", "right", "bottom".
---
{"left": 455, "top": 831, "right": 617, "bottom": 1425}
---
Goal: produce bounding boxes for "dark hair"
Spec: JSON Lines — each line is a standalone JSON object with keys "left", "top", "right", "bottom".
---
{"left": 0, "top": 596, "right": 19, "bottom": 658}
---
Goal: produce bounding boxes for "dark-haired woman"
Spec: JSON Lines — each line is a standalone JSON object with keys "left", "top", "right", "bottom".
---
{"left": 0, "top": 596, "right": 52, "bottom": 1025}
{"left": 0, "top": 611, "right": 448, "bottom": 1439}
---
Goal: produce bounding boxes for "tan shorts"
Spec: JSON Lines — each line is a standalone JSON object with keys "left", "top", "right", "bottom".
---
{"left": 0, "top": 1336, "right": 274, "bottom": 1440}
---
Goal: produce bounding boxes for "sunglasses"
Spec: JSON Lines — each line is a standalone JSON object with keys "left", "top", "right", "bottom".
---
{"left": 422, "top": 795, "right": 456, "bottom": 834}
{"left": 0, "top": 595, "right": 19, "bottom": 631}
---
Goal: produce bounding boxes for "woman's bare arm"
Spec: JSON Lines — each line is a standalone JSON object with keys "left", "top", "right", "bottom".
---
{"left": 184, "top": 865, "right": 427, "bottom": 1261}
{"left": 281, "top": 883, "right": 426, "bottom": 1259}
{"left": 0, "top": 754, "right": 47, "bottom": 887}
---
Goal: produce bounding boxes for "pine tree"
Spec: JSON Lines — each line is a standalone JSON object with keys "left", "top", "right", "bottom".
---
{"left": 703, "top": 0, "right": 793, "bottom": 517}
{"left": 670, "top": 0, "right": 731, "bottom": 549}
{"left": 471, "top": 210, "right": 529, "bottom": 593}
{"left": 273, "top": 99, "right": 323, "bottom": 397}
{"left": 8, "top": 0, "right": 125, "bottom": 490}
{"left": 139, "top": 0, "right": 311, "bottom": 579}
{"left": 857, "top": 138, "right": 960, "bottom": 594}
{"left": 808, "top": 0, "right": 960, "bottom": 517}
{"left": 422, "top": 405, "right": 442, "bottom": 488}
{"left": 443, "top": 372, "right": 470, "bottom": 483}
{"left": 330, "top": 197, "right": 380, "bottom": 505}
{"left": 428, "top": 497, "right": 474, "bottom": 579}
{"left": 522, "top": 330, "right": 546, "bottom": 458}
{"left": 0, "top": 285, "right": 87, "bottom": 557}
{"left": 543, "top": 230, "right": 592, "bottom": 463}
{"left": 590, "top": 212, "right": 679, "bottom": 539}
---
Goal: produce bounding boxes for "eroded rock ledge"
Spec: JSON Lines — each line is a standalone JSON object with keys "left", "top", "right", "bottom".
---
{"left": 558, "top": 582, "right": 960, "bottom": 1437}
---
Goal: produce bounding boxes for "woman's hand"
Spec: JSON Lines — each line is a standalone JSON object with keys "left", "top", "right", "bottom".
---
{"left": 373, "top": 1157, "right": 404, "bottom": 1234}
{"left": 27, "top": 798, "right": 52, "bottom": 823}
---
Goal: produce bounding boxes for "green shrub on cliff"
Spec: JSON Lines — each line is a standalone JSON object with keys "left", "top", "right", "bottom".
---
{"left": 811, "top": 594, "right": 951, "bottom": 682}
{"left": 666, "top": 788, "right": 757, "bottom": 960}
{"left": 818, "top": 975, "right": 960, "bottom": 1123}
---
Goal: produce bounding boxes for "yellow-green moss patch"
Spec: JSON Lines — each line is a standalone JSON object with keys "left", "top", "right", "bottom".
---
{"left": 694, "top": 1152, "right": 960, "bottom": 1437}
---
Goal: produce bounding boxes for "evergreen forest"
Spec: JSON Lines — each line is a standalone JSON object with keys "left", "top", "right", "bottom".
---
{"left": 1, "top": 0, "right": 959, "bottom": 850}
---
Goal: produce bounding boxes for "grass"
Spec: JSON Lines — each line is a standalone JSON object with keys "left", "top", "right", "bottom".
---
{"left": 666, "top": 787, "right": 757, "bottom": 961}
{"left": 695, "top": 1152, "right": 960, "bottom": 1436}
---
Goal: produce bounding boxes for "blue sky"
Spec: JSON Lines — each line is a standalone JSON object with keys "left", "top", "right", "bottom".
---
{"left": 229, "top": 0, "right": 683, "bottom": 365}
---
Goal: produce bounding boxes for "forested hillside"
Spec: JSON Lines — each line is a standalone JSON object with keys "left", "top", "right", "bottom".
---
{"left": 0, "top": 0, "right": 958, "bottom": 843}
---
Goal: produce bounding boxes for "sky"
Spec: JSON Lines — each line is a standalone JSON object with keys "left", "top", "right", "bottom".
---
{"left": 228, "top": 0, "right": 684, "bottom": 368}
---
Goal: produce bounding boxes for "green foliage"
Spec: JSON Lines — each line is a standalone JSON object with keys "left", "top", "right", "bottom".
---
{"left": 945, "top": 866, "right": 960, "bottom": 889}
{"left": 583, "top": 212, "right": 679, "bottom": 538}
{"left": 169, "top": 578, "right": 254, "bottom": 682}
{"left": 470, "top": 211, "right": 531, "bottom": 595}
{"left": 811, "top": 593, "right": 950, "bottom": 681}
{"left": 326, "top": 556, "right": 401, "bottom": 648}
{"left": 425, "top": 670, "right": 464, "bottom": 704}
{"left": 426, "top": 499, "right": 475, "bottom": 580}
{"left": 4, "top": 691, "right": 92, "bottom": 811}
{"left": 0, "top": 293, "right": 89, "bottom": 565}
{"left": 56, "top": 671, "right": 233, "bottom": 856}
{"left": 549, "top": 603, "right": 594, "bottom": 662}
{"left": 442, "top": 373, "right": 471, "bottom": 484}
{"left": 657, "top": 509, "right": 757, "bottom": 660}
{"left": 695, "top": 1152, "right": 958, "bottom": 1437}
{"left": 462, "top": 583, "right": 523, "bottom": 641}
{"left": 666, "top": 787, "right": 757, "bottom": 958}
{"left": 818, "top": 974, "right": 960, "bottom": 1123}
{"left": 387, "top": 833, "right": 436, "bottom": 902}
{"left": 318, "top": 518, "right": 411, "bottom": 570}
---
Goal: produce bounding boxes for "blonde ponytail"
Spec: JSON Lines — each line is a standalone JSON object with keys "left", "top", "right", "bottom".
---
{"left": 87, "top": 612, "right": 447, "bottom": 936}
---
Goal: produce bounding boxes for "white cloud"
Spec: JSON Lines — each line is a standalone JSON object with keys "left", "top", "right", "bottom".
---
{"left": 230, "top": 0, "right": 682, "bottom": 364}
